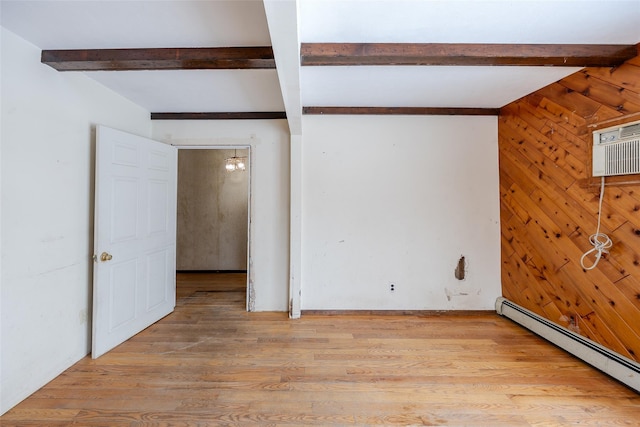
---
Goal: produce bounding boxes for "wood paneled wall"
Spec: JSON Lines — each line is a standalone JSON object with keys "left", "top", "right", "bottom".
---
{"left": 499, "top": 54, "right": 640, "bottom": 362}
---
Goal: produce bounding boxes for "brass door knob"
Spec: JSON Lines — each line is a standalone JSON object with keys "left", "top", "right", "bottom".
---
{"left": 100, "top": 252, "right": 113, "bottom": 262}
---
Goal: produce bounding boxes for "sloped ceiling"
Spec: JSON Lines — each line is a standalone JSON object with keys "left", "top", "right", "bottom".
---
{"left": 298, "top": 0, "right": 640, "bottom": 109}
{"left": 2, "top": 0, "right": 640, "bottom": 127}
{"left": 1, "top": 0, "right": 284, "bottom": 113}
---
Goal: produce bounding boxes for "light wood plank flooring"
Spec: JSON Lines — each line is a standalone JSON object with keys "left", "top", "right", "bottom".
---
{"left": 2, "top": 273, "right": 639, "bottom": 426}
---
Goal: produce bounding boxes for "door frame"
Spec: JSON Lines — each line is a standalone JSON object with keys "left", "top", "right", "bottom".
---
{"left": 176, "top": 145, "right": 253, "bottom": 311}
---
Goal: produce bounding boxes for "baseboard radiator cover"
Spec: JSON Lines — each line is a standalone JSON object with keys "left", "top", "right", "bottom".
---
{"left": 495, "top": 297, "right": 640, "bottom": 392}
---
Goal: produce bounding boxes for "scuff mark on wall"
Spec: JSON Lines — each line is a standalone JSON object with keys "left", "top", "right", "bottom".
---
{"left": 247, "top": 257, "right": 256, "bottom": 312}
{"left": 78, "top": 309, "right": 88, "bottom": 325}
{"left": 445, "top": 284, "right": 479, "bottom": 303}
{"left": 36, "top": 262, "right": 81, "bottom": 276}
{"left": 41, "top": 235, "right": 64, "bottom": 243}
{"left": 247, "top": 282, "right": 256, "bottom": 312}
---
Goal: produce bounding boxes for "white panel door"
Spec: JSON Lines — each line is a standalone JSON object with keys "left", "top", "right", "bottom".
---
{"left": 92, "top": 125, "right": 177, "bottom": 358}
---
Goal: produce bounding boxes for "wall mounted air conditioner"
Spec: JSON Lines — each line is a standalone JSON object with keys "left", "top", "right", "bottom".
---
{"left": 592, "top": 120, "right": 640, "bottom": 177}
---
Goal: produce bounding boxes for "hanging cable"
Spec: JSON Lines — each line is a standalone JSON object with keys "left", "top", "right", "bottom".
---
{"left": 580, "top": 176, "right": 613, "bottom": 270}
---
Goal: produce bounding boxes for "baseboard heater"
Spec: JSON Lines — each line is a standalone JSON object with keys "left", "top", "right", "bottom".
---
{"left": 495, "top": 297, "right": 640, "bottom": 392}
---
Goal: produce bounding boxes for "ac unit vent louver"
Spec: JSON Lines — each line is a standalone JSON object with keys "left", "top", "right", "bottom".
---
{"left": 592, "top": 120, "right": 640, "bottom": 177}
{"left": 602, "top": 138, "right": 640, "bottom": 176}
{"left": 620, "top": 123, "right": 640, "bottom": 139}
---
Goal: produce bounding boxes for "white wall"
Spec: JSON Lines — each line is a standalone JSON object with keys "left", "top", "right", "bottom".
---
{"left": 152, "top": 120, "right": 290, "bottom": 312}
{"left": 0, "top": 28, "right": 151, "bottom": 415}
{"left": 301, "top": 115, "right": 501, "bottom": 310}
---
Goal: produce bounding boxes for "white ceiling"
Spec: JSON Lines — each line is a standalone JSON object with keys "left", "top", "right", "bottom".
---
{"left": 2, "top": 0, "right": 640, "bottom": 117}
{"left": 298, "top": 0, "right": 640, "bottom": 109}
{"left": 1, "top": 0, "right": 273, "bottom": 48}
{"left": 88, "top": 70, "right": 285, "bottom": 113}
{"left": 0, "top": 0, "right": 281, "bottom": 113}
{"left": 301, "top": 66, "right": 581, "bottom": 108}
{"left": 299, "top": 1, "right": 640, "bottom": 44}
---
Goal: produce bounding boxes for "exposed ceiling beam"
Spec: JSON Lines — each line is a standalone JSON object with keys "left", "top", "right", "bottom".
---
{"left": 41, "top": 47, "right": 275, "bottom": 71}
{"left": 151, "top": 112, "right": 286, "bottom": 120}
{"left": 301, "top": 43, "right": 639, "bottom": 67}
{"left": 303, "top": 107, "right": 500, "bottom": 116}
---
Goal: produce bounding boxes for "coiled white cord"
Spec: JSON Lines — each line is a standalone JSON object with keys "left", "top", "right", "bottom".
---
{"left": 580, "top": 176, "right": 612, "bottom": 270}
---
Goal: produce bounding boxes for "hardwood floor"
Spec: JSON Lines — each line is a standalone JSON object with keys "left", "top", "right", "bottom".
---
{"left": 2, "top": 273, "right": 639, "bottom": 426}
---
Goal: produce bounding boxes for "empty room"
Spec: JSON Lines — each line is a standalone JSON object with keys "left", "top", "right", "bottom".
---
{"left": 1, "top": 0, "right": 640, "bottom": 425}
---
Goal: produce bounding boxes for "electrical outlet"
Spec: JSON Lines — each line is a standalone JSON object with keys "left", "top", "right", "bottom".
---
{"left": 389, "top": 283, "right": 396, "bottom": 292}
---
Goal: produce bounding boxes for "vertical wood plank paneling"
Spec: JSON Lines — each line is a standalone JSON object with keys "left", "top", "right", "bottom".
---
{"left": 499, "top": 56, "right": 640, "bottom": 362}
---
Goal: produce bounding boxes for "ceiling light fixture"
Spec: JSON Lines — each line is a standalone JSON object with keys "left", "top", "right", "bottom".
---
{"left": 225, "top": 149, "right": 247, "bottom": 172}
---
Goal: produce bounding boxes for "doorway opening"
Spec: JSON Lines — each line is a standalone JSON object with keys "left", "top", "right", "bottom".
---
{"left": 176, "top": 147, "right": 251, "bottom": 310}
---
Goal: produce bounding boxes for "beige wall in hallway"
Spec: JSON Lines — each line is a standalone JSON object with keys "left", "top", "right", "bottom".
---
{"left": 177, "top": 149, "right": 249, "bottom": 270}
